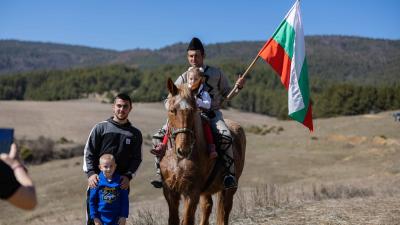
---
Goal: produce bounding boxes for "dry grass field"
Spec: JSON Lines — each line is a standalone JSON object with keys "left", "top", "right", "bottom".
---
{"left": 0, "top": 100, "right": 399, "bottom": 225}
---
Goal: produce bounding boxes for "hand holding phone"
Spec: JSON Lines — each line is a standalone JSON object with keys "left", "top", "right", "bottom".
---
{"left": 0, "top": 128, "right": 14, "bottom": 154}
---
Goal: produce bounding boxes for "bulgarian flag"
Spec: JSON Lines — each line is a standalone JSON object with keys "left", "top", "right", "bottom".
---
{"left": 258, "top": 0, "right": 313, "bottom": 131}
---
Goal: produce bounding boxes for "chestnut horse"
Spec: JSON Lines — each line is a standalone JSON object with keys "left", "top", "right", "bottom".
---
{"left": 160, "top": 78, "right": 246, "bottom": 225}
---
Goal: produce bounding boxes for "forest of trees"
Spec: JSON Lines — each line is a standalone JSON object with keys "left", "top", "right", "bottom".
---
{"left": 1, "top": 36, "right": 399, "bottom": 119}
{"left": 1, "top": 63, "right": 399, "bottom": 119}
{"left": 2, "top": 36, "right": 399, "bottom": 86}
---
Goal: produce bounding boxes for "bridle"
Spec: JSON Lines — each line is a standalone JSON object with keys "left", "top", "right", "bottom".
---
{"left": 168, "top": 125, "right": 196, "bottom": 159}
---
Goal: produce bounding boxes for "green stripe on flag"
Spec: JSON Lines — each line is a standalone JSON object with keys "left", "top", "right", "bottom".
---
{"left": 272, "top": 20, "right": 295, "bottom": 59}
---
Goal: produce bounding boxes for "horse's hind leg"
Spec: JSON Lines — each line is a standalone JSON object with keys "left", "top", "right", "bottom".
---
{"left": 199, "top": 194, "right": 213, "bottom": 225}
{"left": 216, "top": 189, "right": 236, "bottom": 225}
{"left": 163, "top": 188, "right": 180, "bottom": 225}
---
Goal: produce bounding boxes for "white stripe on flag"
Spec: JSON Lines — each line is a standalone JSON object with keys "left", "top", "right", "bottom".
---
{"left": 288, "top": 1, "right": 306, "bottom": 114}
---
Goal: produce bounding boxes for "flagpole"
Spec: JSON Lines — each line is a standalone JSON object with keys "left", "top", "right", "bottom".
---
{"left": 225, "top": 54, "right": 260, "bottom": 100}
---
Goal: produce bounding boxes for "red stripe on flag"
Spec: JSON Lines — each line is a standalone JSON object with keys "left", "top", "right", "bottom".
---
{"left": 258, "top": 38, "right": 291, "bottom": 89}
{"left": 303, "top": 104, "right": 313, "bottom": 132}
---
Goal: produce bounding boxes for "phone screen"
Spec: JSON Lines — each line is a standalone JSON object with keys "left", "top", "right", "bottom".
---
{"left": 0, "top": 128, "right": 14, "bottom": 154}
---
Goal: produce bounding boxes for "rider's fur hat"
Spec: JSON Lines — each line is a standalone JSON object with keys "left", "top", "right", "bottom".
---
{"left": 187, "top": 37, "right": 204, "bottom": 55}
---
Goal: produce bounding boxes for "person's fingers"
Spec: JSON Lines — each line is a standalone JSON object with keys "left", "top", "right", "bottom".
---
{"left": 120, "top": 177, "right": 129, "bottom": 190}
{"left": 0, "top": 153, "right": 13, "bottom": 168}
{"left": 88, "top": 175, "right": 99, "bottom": 188}
{"left": 9, "top": 143, "right": 17, "bottom": 159}
{"left": 89, "top": 180, "right": 97, "bottom": 188}
{"left": 235, "top": 74, "right": 245, "bottom": 89}
{"left": 88, "top": 180, "right": 95, "bottom": 188}
{"left": 0, "top": 153, "right": 13, "bottom": 167}
{"left": 121, "top": 181, "right": 127, "bottom": 190}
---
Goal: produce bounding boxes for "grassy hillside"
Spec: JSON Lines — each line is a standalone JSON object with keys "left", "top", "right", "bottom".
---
{"left": 306, "top": 35, "right": 400, "bottom": 84}
{"left": 0, "top": 100, "right": 399, "bottom": 224}
{"left": 0, "top": 40, "right": 118, "bottom": 75}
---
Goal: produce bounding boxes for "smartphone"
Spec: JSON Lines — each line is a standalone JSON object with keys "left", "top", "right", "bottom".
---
{"left": 0, "top": 128, "right": 14, "bottom": 154}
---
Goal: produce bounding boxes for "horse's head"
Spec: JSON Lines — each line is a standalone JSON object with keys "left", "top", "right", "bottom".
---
{"left": 165, "top": 78, "right": 200, "bottom": 159}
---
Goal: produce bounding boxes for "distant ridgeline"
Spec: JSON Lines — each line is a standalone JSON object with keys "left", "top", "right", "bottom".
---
{"left": 0, "top": 36, "right": 399, "bottom": 118}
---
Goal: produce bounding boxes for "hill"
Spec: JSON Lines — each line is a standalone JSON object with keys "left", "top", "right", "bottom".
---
{"left": 0, "top": 40, "right": 118, "bottom": 75}
{"left": 1, "top": 36, "right": 399, "bottom": 84}
{"left": 0, "top": 100, "right": 399, "bottom": 224}
{"left": 1, "top": 36, "right": 399, "bottom": 120}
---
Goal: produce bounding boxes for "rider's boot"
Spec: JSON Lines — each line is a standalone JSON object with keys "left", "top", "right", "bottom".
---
{"left": 152, "top": 128, "right": 166, "bottom": 146}
{"left": 150, "top": 128, "right": 166, "bottom": 188}
{"left": 150, "top": 157, "right": 163, "bottom": 189}
{"left": 222, "top": 146, "right": 237, "bottom": 189}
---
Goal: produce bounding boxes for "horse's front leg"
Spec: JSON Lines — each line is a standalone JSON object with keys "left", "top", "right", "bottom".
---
{"left": 163, "top": 188, "right": 180, "bottom": 225}
{"left": 181, "top": 194, "right": 200, "bottom": 225}
{"left": 199, "top": 194, "right": 213, "bottom": 225}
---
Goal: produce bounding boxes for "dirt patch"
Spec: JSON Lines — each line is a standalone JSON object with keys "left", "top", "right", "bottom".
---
{"left": 363, "top": 114, "right": 383, "bottom": 119}
{"left": 328, "top": 134, "right": 368, "bottom": 145}
{"left": 372, "top": 136, "right": 400, "bottom": 146}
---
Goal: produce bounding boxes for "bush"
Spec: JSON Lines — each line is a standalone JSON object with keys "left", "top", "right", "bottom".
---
{"left": 244, "top": 125, "right": 284, "bottom": 135}
{"left": 16, "top": 136, "right": 83, "bottom": 164}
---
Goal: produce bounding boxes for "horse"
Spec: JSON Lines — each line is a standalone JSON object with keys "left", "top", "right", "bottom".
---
{"left": 159, "top": 78, "right": 246, "bottom": 225}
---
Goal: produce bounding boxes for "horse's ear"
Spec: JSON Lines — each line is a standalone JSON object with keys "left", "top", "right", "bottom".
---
{"left": 167, "top": 78, "right": 178, "bottom": 96}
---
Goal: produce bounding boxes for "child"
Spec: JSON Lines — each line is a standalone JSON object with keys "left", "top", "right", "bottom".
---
{"left": 88, "top": 154, "right": 129, "bottom": 225}
{"left": 155, "top": 67, "right": 218, "bottom": 159}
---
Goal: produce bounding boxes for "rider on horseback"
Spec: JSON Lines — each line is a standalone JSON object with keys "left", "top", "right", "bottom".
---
{"left": 151, "top": 37, "right": 245, "bottom": 190}
{"left": 153, "top": 67, "right": 218, "bottom": 160}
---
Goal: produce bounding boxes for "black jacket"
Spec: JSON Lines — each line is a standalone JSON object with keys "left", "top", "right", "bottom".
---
{"left": 0, "top": 161, "right": 21, "bottom": 199}
{"left": 83, "top": 117, "right": 142, "bottom": 180}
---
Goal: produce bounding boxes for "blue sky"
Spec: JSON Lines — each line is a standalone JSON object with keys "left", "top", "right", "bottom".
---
{"left": 1, "top": 0, "right": 399, "bottom": 51}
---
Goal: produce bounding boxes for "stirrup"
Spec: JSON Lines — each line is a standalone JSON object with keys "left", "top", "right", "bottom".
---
{"left": 151, "top": 165, "right": 163, "bottom": 189}
{"left": 151, "top": 179, "right": 163, "bottom": 189}
{"left": 223, "top": 174, "right": 237, "bottom": 189}
{"left": 150, "top": 173, "right": 163, "bottom": 189}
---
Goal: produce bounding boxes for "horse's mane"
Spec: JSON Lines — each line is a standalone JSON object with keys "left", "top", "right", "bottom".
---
{"left": 165, "top": 83, "right": 195, "bottom": 111}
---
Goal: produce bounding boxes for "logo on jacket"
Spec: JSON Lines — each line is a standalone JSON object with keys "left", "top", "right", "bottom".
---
{"left": 101, "top": 187, "right": 118, "bottom": 203}
{"left": 126, "top": 138, "right": 131, "bottom": 145}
